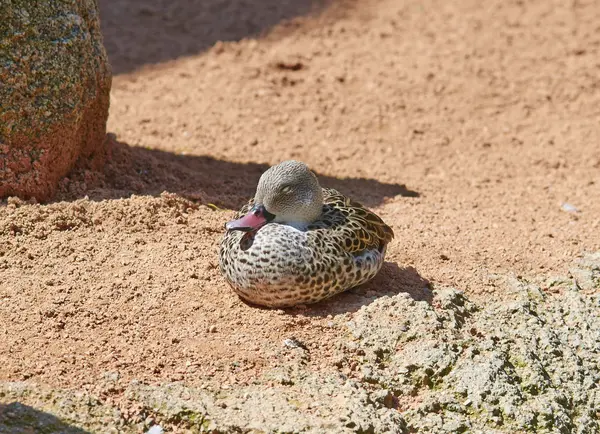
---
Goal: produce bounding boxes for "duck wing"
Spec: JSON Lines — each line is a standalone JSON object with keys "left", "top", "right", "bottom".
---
{"left": 313, "top": 187, "right": 394, "bottom": 254}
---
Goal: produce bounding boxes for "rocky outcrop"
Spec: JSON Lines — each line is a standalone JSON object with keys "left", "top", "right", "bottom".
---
{"left": 0, "top": 0, "right": 111, "bottom": 201}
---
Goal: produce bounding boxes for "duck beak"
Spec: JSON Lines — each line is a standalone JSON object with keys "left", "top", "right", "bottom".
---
{"left": 225, "top": 204, "right": 275, "bottom": 232}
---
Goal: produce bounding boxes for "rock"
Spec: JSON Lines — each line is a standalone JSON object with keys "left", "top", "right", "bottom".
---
{"left": 125, "top": 377, "right": 406, "bottom": 433}
{"left": 345, "top": 269, "right": 600, "bottom": 433}
{"left": 560, "top": 202, "right": 580, "bottom": 213}
{"left": 569, "top": 252, "right": 600, "bottom": 291}
{"left": 283, "top": 337, "right": 307, "bottom": 350}
{"left": 0, "top": 0, "right": 111, "bottom": 201}
{"left": 102, "top": 371, "right": 120, "bottom": 382}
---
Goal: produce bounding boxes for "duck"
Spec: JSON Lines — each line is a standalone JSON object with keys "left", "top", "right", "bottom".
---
{"left": 219, "top": 160, "right": 394, "bottom": 308}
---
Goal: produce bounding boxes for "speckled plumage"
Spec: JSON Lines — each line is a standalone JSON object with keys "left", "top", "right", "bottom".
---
{"left": 219, "top": 183, "right": 394, "bottom": 308}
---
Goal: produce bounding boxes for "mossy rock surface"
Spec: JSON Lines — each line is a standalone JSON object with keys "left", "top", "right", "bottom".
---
{"left": 0, "top": 0, "right": 111, "bottom": 201}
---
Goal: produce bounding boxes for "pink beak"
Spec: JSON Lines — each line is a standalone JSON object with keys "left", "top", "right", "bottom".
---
{"left": 226, "top": 205, "right": 275, "bottom": 232}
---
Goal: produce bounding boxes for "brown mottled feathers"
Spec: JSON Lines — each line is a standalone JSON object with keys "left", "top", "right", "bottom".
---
{"left": 220, "top": 184, "right": 393, "bottom": 307}
{"left": 220, "top": 160, "right": 395, "bottom": 308}
{"left": 307, "top": 187, "right": 394, "bottom": 254}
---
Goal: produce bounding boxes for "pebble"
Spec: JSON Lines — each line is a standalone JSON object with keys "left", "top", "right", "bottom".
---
{"left": 561, "top": 202, "right": 580, "bottom": 213}
{"left": 146, "top": 426, "right": 164, "bottom": 434}
{"left": 102, "top": 371, "right": 120, "bottom": 382}
{"left": 283, "top": 337, "right": 307, "bottom": 350}
{"left": 208, "top": 325, "right": 217, "bottom": 333}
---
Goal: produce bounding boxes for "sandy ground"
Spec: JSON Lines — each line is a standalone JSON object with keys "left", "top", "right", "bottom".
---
{"left": 1, "top": 0, "right": 600, "bottom": 401}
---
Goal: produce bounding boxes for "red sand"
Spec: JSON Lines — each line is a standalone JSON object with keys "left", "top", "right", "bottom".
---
{"left": 1, "top": 0, "right": 599, "bottom": 394}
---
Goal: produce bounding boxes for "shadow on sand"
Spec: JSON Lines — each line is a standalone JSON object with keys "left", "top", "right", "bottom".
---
{"left": 0, "top": 402, "right": 89, "bottom": 434}
{"left": 57, "top": 136, "right": 419, "bottom": 210}
{"left": 99, "top": 0, "right": 338, "bottom": 74}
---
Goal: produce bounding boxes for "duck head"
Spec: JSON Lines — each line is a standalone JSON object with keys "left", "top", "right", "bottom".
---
{"left": 226, "top": 160, "right": 324, "bottom": 232}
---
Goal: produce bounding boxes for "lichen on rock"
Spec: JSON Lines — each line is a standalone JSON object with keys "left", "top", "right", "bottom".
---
{"left": 345, "top": 266, "right": 600, "bottom": 433}
{"left": 0, "top": 0, "right": 111, "bottom": 201}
